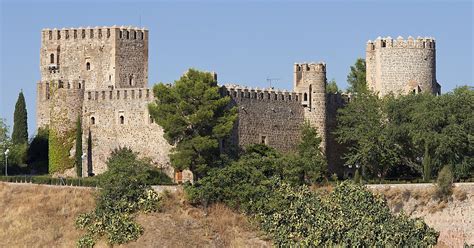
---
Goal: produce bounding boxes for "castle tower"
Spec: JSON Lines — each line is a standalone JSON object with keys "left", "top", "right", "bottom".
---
{"left": 293, "top": 62, "right": 327, "bottom": 151}
{"left": 366, "top": 36, "right": 441, "bottom": 96}
{"left": 37, "top": 26, "right": 149, "bottom": 129}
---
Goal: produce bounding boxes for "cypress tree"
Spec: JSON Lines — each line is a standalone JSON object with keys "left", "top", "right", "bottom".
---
{"left": 75, "top": 115, "right": 82, "bottom": 177}
{"left": 12, "top": 91, "right": 28, "bottom": 145}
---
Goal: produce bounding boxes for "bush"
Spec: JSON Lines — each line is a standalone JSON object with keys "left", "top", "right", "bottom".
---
{"left": 436, "top": 166, "right": 453, "bottom": 200}
{"left": 257, "top": 180, "right": 438, "bottom": 247}
{"left": 75, "top": 147, "right": 161, "bottom": 246}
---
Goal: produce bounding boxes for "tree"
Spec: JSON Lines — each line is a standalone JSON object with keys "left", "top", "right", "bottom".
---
{"left": 297, "top": 122, "right": 327, "bottom": 182}
{"left": 347, "top": 58, "right": 367, "bottom": 93}
{"left": 12, "top": 91, "right": 28, "bottom": 145}
{"left": 149, "top": 69, "right": 237, "bottom": 179}
{"left": 326, "top": 79, "right": 340, "bottom": 94}
{"left": 75, "top": 115, "right": 82, "bottom": 177}
{"left": 0, "top": 118, "right": 11, "bottom": 172}
{"left": 27, "top": 127, "right": 49, "bottom": 174}
{"left": 335, "top": 92, "right": 401, "bottom": 178}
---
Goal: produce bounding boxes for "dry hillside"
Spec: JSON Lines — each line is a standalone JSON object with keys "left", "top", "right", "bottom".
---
{"left": 370, "top": 183, "right": 474, "bottom": 248}
{"left": 0, "top": 182, "right": 270, "bottom": 248}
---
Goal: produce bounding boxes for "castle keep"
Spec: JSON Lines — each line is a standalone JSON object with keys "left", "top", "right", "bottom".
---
{"left": 36, "top": 27, "right": 441, "bottom": 179}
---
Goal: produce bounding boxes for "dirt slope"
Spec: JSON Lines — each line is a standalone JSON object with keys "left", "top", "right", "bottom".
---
{"left": 0, "top": 183, "right": 269, "bottom": 248}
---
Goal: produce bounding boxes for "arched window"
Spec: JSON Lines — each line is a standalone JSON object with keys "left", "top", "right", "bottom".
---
{"left": 50, "top": 54, "right": 55, "bottom": 64}
{"left": 91, "top": 117, "right": 95, "bottom": 125}
{"left": 304, "top": 93, "right": 308, "bottom": 101}
{"left": 120, "top": 116, "right": 124, "bottom": 124}
{"left": 86, "top": 62, "right": 91, "bottom": 71}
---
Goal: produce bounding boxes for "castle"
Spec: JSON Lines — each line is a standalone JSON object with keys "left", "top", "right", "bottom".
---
{"left": 36, "top": 26, "right": 440, "bottom": 181}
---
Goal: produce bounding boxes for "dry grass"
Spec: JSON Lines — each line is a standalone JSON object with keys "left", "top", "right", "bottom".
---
{"left": 453, "top": 188, "right": 467, "bottom": 201}
{"left": 0, "top": 182, "right": 96, "bottom": 248}
{"left": 0, "top": 183, "right": 269, "bottom": 248}
{"left": 126, "top": 188, "right": 270, "bottom": 248}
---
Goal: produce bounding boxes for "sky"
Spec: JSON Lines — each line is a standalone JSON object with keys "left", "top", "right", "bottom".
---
{"left": 0, "top": 0, "right": 473, "bottom": 138}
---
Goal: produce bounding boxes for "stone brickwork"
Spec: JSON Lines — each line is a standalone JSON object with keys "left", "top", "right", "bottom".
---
{"left": 82, "top": 88, "right": 172, "bottom": 176}
{"left": 366, "top": 36, "right": 441, "bottom": 96}
{"left": 36, "top": 26, "right": 177, "bottom": 180}
{"left": 223, "top": 86, "right": 305, "bottom": 153}
{"left": 293, "top": 63, "right": 327, "bottom": 152}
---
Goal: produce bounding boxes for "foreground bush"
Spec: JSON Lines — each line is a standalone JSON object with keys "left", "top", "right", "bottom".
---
{"left": 187, "top": 159, "right": 439, "bottom": 246}
{"left": 258, "top": 180, "right": 438, "bottom": 246}
{"left": 75, "top": 148, "right": 162, "bottom": 247}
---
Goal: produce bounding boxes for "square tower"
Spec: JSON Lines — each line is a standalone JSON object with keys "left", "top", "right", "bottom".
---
{"left": 40, "top": 26, "right": 149, "bottom": 90}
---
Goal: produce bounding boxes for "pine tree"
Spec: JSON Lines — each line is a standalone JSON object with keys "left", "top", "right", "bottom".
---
{"left": 148, "top": 69, "right": 237, "bottom": 180}
{"left": 347, "top": 58, "right": 367, "bottom": 93}
{"left": 75, "top": 115, "right": 83, "bottom": 177}
{"left": 12, "top": 91, "right": 28, "bottom": 145}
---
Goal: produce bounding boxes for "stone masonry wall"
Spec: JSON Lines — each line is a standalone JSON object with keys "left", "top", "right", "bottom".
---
{"left": 224, "top": 86, "right": 305, "bottom": 153}
{"left": 115, "top": 29, "right": 149, "bottom": 88}
{"left": 366, "top": 36, "right": 440, "bottom": 96}
{"left": 82, "top": 88, "right": 173, "bottom": 177}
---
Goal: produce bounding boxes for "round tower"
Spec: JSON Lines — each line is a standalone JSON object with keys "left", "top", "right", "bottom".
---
{"left": 366, "top": 36, "right": 441, "bottom": 96}
{"left": 293, "top": 62, "right": 327, "bottom": 151}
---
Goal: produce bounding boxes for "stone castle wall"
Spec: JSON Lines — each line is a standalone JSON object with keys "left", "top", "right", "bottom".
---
{"left": 224, "top": 86, "right": 305, "bottom": 153}
{"left": 366, "top": 36, "right": 440, "bottom": 96}
{"left": 82, "top": 88, "right": 173, "bottom": 177}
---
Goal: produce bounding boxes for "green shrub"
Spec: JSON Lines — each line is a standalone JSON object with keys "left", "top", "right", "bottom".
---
{"left": 436, "top": 166, "right": 453, "bottom": 200}
{"left": 75, "top": 147, "right": 161, "bottom": 246}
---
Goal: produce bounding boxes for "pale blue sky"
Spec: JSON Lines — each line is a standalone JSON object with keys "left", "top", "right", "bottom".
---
{"left": 0, "top": 0, "right": 473, "bottom": 137}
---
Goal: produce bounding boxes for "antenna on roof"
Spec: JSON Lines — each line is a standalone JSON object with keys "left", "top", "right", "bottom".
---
{"left": 266, "top": 77, "right": 280, "bottom": 89}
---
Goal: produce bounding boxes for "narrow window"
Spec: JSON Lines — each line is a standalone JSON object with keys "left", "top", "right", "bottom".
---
{"left": 125, "top": 30, "right": 129, "bottom": 39}
{"left": 50, "top": 54, "right": 55, "bottom": 64}
{"left": 304, "top": 93, "right": 308, "bottom": 101}
{"left": 260, "top": 135, "right": 267, "bottom": 145}
{"left": 78, "top": 83, "right": 82, "bottom": 89}
{"left": 107, "top": 29, "right": 110, "bottom": 38}
{"left": 57, "top": 30, "right": 61, "bottom": 39}
{"left": 82, "top": 30, "right": 85, "bottom": 39}
{"left": 90, "top": 29, "right": 94, "bottom": 38}
{"left": 74, "top": 30, "right": 77, "bottom": 39}
{"left": 86, "top": 62, "right": 91, "bottom": 71}
{"left": 98, "top": 29, "right": 102, "bottom": 39}
{"left": 119, "top": 30, "right": 123, "bottom": 39}
{"left": 49, "top": 31, "right": 52, "bottom": 40}
{"left": 133, "top": 31, "right": 136, "bottom": 39}
{"left": 91, "top": 117, "right": 95, "bottom": 125}
{"left": 120, "top": 116, "right": 124, "bottom": 124}
{"left": 129, "top": 76, "right": 133, "bottom": 86}
{"left": 65, "top": 30, "right": 69, "bottom": 39}
{"left": 149, "top": 115, "right": 154, "bottom": 124}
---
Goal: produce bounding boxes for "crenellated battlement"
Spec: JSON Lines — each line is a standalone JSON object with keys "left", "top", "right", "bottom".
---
{"left": 84, "top": 88, "right": 153, "bottom": 102}
{"left": 294, "top": 62, "right": 326, "bottom": 73}
{"left": 222, "top": 85, "right": 301, "bottom": 102}
{"left": 366, "top": 36, "right": 436, "bottom": 51}
{"left": 42, "top": 26, "right": 148, "bottom": 42}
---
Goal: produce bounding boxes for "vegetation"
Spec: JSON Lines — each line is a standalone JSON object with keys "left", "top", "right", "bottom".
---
{"left": 149, "top": 69, "right": 237, "bottom": 179}
{"left": 326, "top": 79, "right": 340, "bottom": 94}
{"left": 436, "top": 166, "right": 454, "bottom": 201}
{"left": 75, "top": 116, "right": 82, "bottom": 177}
{"left": 12, "top": 91, "right": 28, "bottom": 145}
{"left": 27, "top": 127, "right": 49, "bottom": 174}
{"left": 336, "top": 86, "right": 474, "bottom": 181}
{"left": 346, "top": 58, "right": 367, "bottom": 93}
{"left": 0, "top": 118, "right": 11, "bottom": 173}
{"left": 49, "top": 128, "right": 75, "bottom": 174}
{"left": 186, "top": 153, "right": 439, "bottom": 246}
{"left": 258, "top": 180, "right": 438, "bottom": 246}
{"left": 75, "top": 148, "right": 164, "bottom": 247}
